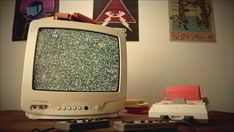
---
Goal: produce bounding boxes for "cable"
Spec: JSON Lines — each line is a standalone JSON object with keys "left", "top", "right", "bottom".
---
{"left": 31, "top": 127, "right": 55, "bottom": 132}
{"left": 167, "top": 117, "right": 201, "bottom": 132}
{"left": 184, "top": 121, "right": 201, "bottom": 132}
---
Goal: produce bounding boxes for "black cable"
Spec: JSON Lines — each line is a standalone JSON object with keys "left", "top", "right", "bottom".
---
{"left": 31, "top": 127, "right": 55, "bottom": 132}
{"left": 167, "top": 117, "right": 201, "bottom": 132}
{"left": 184, "top": 121, "right": 201, "bottom": 132}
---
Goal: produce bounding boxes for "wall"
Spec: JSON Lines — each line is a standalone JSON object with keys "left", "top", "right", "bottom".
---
{"left": 0, "top": 0, "right": 26, "bottom": 110}
{"left": 0, "top": 0, "right": 233, "bottom": 112}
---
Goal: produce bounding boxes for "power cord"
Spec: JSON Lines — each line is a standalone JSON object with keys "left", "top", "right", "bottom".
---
{"left": 183, "top": 121, "right": 201, "bottom": 132}
{"left": 31, "top": 127, "right": 55, "bottom": 132}
{"left": 163, "top": 116, "right": 202, "bottom": 132}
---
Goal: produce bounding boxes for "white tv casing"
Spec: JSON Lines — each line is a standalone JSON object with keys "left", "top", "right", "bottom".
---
{"left": 21, "top": 19, "right": 127, "bottom": 119}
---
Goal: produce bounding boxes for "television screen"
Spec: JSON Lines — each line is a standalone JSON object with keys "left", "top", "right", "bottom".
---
{"left": 34, "top": 28, "right": 120, "bottom": 92}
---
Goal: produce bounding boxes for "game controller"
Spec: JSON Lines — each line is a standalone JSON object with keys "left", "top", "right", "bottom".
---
{"left": 113, "top": 119, "right": 178, "bottom": 131}
{"left": 55, "top": 119, "right": 110, "bottom": 132}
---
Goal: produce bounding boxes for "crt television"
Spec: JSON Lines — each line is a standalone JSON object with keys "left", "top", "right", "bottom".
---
{"left": 21, "top": 19, "right": 127, "bottom": 119}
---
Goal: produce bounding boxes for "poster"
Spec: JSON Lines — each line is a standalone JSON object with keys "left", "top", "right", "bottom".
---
{"left": 93, "top": 0, "right": 139, "bottom": 41}
{"left": 169, "top": 0, "right": 216, "bottom": 42}
{"left": 12, "top": 0, "right": 59, "bottom": 41}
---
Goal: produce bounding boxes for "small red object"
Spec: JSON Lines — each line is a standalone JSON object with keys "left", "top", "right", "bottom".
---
{"left": 125, "top": 107, "right": 149, "bottom": 114}
{"left": 72, "top": 13, "right": 100, "bottom": 24}
{"left": 54, "top": 12, "right": 100, "bottom": 24}
{"left": 55, "top": 13, "right": 72, "bottom": 20}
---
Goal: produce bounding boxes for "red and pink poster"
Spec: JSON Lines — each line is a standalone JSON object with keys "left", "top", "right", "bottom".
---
{"left": 93, "top": 0, "right": 139, "bottom": 41}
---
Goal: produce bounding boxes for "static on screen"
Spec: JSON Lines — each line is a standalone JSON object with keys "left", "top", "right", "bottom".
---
{"left": 33, "top": 28, "right": 120, "bottom": 92}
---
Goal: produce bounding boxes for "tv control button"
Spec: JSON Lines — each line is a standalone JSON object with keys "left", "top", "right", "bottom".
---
{"left": 84, "top": 106, "right": 89, "bottom": 110}
{"left": 94, "top": 105, "right": 101, "bottom": 111}
{"left": 73, "top": 106, "right": 77, "bottom": 110}
{"left": 57, "top": 106, "right": 61, "bottom": 110}
{"left": 67, "top": 106, "right": 72, "bottom": 110}
{"left": 78, "top": 106, "right": 82, "bottom": 110}
{"left": 62, "top": 106, "right": 66, "bottom": 110}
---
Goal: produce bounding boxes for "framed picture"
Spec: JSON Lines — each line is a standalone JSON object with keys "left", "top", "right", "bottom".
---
{"left": 169, "top": 0, "right": 216, "bottom": 42}
{"left": 12, "top": 0, "right": 59, "bottom": 41}
{"left": 93, "top": 0, "right": 139, "bottom": 41}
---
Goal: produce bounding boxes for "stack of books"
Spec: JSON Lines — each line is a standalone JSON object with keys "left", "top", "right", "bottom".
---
{"left": 125, "top": 99, "right": 149, "bottom": 114}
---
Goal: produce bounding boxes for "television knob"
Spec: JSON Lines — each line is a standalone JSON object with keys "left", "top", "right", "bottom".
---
{"left": 94, "top": 105, "right": 101, "bottom": 111}
{"left": 67, "top": 106, "right": 72, "bottom": 110}
{"left": 73, "top": 106, "right": 77, "bottom": 110}
{"left": 62, "top": 106, "right": 66, "bottom": 110}
{"left": 78, "top": 106, "right": 82, "bottom": 110}
{"left": 57, "top": 106, "right": 61, "bottom": 110}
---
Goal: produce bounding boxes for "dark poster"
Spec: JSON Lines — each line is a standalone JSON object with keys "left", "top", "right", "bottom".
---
{"left": 93, "top": 0, "right": 139, "bottom": 41}
{"left": 12, "top": 0, "right": 59, "bottom": 41}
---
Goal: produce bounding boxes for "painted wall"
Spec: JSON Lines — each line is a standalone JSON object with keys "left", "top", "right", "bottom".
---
{"left": 0, "top": 0, "right": 233, "bottom": 112}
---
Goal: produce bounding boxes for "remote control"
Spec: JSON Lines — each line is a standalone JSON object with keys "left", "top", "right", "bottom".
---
{"left": 113, "top": 119, "right": 178, "bottom": 132}
{"left": 55, "top": 119, "right": 110, "bottom": 132}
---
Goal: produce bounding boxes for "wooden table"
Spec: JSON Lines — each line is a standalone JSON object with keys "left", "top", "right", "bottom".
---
{"left": 1, "top": 110, "right": 234, "bottom": 132}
